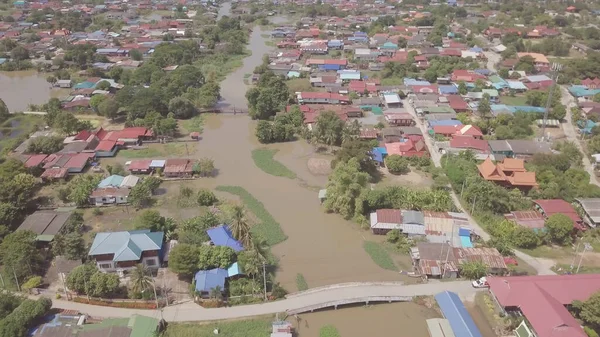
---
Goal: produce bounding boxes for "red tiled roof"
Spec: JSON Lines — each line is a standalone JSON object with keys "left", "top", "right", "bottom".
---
{"left": 375, "top": 209, "right": 402, "bottom": 224}
{"left": 41, "top": 167, "right": 69, "bottom": 179}
{"left": 449, "top": 136, "right": 489, "bottom": 152}
{"left": 25, "top": 154, "right": 48, "bottom": 168}
{"left": 128, "top": 160, "right": 152, "bottom": 171}
{"left": 446, "top": 95, "right": 469, "bottom": 110}
{"left": 95, "top": 140, "right": 116, "bottom": 152}
{"left": 488, "top": 275, "right": 600, "bottom": 337}
{"left": 74, "top": 129, "right": 92, "bottom": 141}
{"left": 64, "top": 153, "right": 93, "bottom": 169}
{"left": 534, "top": 199, "right": 582, "bottom": 224}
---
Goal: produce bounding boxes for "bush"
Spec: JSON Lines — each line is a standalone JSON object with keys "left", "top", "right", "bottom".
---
{"left": 72, "top": 297, "right": 157, "bottom": 309}
{"left": 320, "top": 325, "right": 340, "bottom": 337}
{"left": 92, "top": 208, "right": 103, "bottom": 216}
{"left": 21, "top": 276, "right": 42, "bottom": 290}
{"left": 385, "top": 155, "right": 410, "bottom": 174}
{"left": 296, "top": 273, "right": 308, "bottom": 291}
{"left": 197, "top": 189, "right": 218, "bottom": 206}
{"left": 270, "top": 282, "right": 287, "bottom": 299}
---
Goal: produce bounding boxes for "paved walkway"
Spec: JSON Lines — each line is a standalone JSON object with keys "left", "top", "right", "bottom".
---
{"left": 403, "top": 97, "right": 556, "bottom": 276}
{"left": 51, "top": 281, "right": 477, "bottom": 321}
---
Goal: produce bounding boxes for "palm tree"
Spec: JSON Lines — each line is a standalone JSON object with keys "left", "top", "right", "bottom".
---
{"left": 229, "top": 205, "right": 252, "bottom": 247}
{"left": 130, "top": 264, "right": 153, "bottom": 294}
{"left": 247, "top": 235, "right": 268, "bottom": 262}
{"left": 209, "top": 286, "right": 223, "bottom": 300}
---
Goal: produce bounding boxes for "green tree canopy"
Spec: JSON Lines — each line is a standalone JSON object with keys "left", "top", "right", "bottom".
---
{"left": 324, "top": 157, "right": 370, "bottom": 219}
{"left": 544, "top": 213, "right": 574, "bottom": 245}
{"left": 460, "top": 261, "right": 487, "bottom": 280}
{"left": 167, "top": 243, "right": 199, "bottom": 277}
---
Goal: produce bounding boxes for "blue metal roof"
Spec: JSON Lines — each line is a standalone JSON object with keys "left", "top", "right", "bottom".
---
{"left": 371, "top": 147, "right": 387, "bottom": 163}
{"left": 460, "top": 236, "right": 473, "bottom": 248}
{"left": 435, "top": 291, "right": 482, "bottom": 337}
{"left": 206, "top": 225, "right": 244, "bottom": 252}
{"left": 150, "top": 160, "right": 165, "bottom": 168}
{"left": 439, "top": 85, "right": 458, "bottom": 94}
{"left": 429, "top": 120, "right": 463, "bottom": 127}
{"left": 227, "top": 262, "right": 243, "bottom": 277}
{"left": 194, "top": 268, "right": 227, "bottom": 292}
{"left": 404, "top": 78, "right": 431, "bottom": 86}
{"left": 89, "top": 230, "right": 163, "bottom": 261}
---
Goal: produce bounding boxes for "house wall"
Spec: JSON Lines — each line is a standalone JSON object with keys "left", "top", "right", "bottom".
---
{"left": 95, "top": 147, "right": 118, "bottom": 157}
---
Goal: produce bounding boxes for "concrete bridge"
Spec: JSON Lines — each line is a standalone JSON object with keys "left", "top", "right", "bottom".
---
{"left": 47, "top": 281, "right": 479, "bottom": 322}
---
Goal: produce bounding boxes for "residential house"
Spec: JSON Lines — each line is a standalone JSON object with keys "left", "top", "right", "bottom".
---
{"left": 488, "top": 140, "right": 553, "bottom": 159}
{"left": 504, "top": 211, "right": 546, "bottom": 230}
{"left": 477, "top": 157, "right": 538, "bottom": 191}
{"left": 163, "top": 159, "right": 196, "bottom": 178}
{"left": 533, "top": 199, "right": 584, "bottom": 230}
{"left": 385, "top": 139, "right": 428, "bottom": 157}
{"left": 487, "top": 275, "right": 600, "bottom": 337}
{"left": 516, "top": 52, "right": 550, "bottom": 71}
{"left": 88, "top": 230, "right": 163, "bottom": 272}
{"left": 384, "top": 113, "right": 414, "bottom": 126}
{"left": 206, "top": 225, "right": 244, "bottom": 252}
{"left": 297, "top": 92, "right": 350, "bottom": 105}
{"left": 32, "top": 313, "right": 159, "bottom": 337}
{"left": 447, "top": 136, "right": 490, "bottom": 154}
{"left": 369, "top": 209, "right": 425, "bottom": 235}
{"left": 16, "top": 209, "right": 74, "bottom": 243}
{"left": 573, "top": 198, "right": 600, "bottom": 228}
{"left": 194, "top": 262, "right": 243, "bottom": 296}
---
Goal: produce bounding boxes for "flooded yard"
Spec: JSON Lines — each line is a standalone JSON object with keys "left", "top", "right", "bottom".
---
{"left": 0, "top": 70, "right": 68, "bottom": 111}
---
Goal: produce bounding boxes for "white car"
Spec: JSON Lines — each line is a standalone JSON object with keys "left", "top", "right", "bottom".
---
{"left": 472, "top": 277, "right": 489, "bottom": 288}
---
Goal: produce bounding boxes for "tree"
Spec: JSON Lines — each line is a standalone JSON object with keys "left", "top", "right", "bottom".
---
{"left": 460, "top": 261, "right": 487, "bottom": 279}
{"left": 53, "top": 112, "right": 85, "bottom": 135}
{"left": 197, "top": 245, "right": 236, "bottom": 270}
{"left": 197, "top": 189, "right": 218, "bottom": 206}
{"left": 0, "top": 98, "right": 9, "bottom": 121}
{"left": 255, "top": 120, "right": 274, "bottom": 143}
{"left": 458, "top": 81, "right": 468, "bottom": 95}
{"left": 573, "top": 291, "right": 600, "bottom": 329}
{"left": 324, "top": 158, "right": 370, "bottom": 219}
{"left": 545, "top": 213, "right": 573, "bottom": 245}
{"left": 229, "top": 205, "right": 252, "bottom": 247}
{"left": 134, "top": 209, "right": 174, "bottom": 235}
{"left": 97, "top": 99, "right": 119, "bottom": 120}
{"left": 130, "top": 49, "right": 143, "bottom": 61}
{"left": 192, "top": 81, "right": 220, "bottom": 109}
{"left": 10, "top": 45, "right": 29, "bottom": 61}
{"left": 26, "top": 136, "right": 64, "bottom": 154}
{"left": 169, "top": 97, "right": 197, "bottom": 119}
{"left": 385, "top": 155, "right": 410, "bottom": 174}
{"left": 52, "top": 232, "right": 86, "bottom": 260}
{"left": 313, "top": 111, "right": 345, "bottom": 147}
{"left": 130, "top": 264, "right": 153, "bottom": 294}
{"left": 197, "top": 158, "right": 215, "bottom": 177}
{"left": 0, "top": 230, "right": 42, "bottom": 282}
{"left": 89, "top": 95, "right": 107, "bottom": 112}
{"left": 209, "top": 286, "right": 223, "bottom": 300}
{"left": 512, "top": 226, "right": 541, "bottom": 249}
{"left": 478, "top": 93, "right": 491, "bottom": 118}
{"left": 87, "top": 271, "right": 120, "bottom": 297}
{"left": 95, "top": 81, "right": 111, "bottom": 91}
{"left": 331, "top": 139, "right": 379, "bottom": 178}
{"left": 550, "top": 103, "right": 567, "bottom": 120}
{"left": 129, "top": 183, "right": 153, "bottom": 208}
{"left": 168, "top": 244, "right": 200, "bottom": 277}
{"left": 66, "top": 264, "right": 97, "bottom": 294}
{"left": 66, "top": 175, "right": 100, "bottom": 206}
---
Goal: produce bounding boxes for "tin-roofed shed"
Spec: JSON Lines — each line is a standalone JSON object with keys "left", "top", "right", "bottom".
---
{"left": 435, "top": 291, "right": 482, "bottom": 337}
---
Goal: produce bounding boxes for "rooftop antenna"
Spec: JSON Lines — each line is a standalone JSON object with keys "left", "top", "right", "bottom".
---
{"left": 542, "top": 62, "right": 563, "bottom": 141}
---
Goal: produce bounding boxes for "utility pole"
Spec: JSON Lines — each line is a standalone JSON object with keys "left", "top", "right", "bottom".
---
{"left": 576, "top": 243, "right": 592, "bottom": 274}
{"left": 262, "top": 262, "right": 267, "bottom": 301}
{"left": 471, "top": 195, "right": 477, "bottom": 214}
{"left": 83, "top": 277, "right": 90, "bottom": 302}
{"left": 541, "top": 62, "right": 562, "bottom": 141}
{"left": 11, "top": 267, "right": 20, "bottom": 292}
{"left": 151, "top": 280, "right": 160, "bottom": 311}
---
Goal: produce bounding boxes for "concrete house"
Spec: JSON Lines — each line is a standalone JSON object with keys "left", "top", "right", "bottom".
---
{"left": 88, "top": 230, "right": 163, "bottom": 273}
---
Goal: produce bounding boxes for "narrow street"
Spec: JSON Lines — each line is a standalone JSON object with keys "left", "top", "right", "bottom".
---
{"left": 560, "top": 86, "right": 599, "bottom": 186}
{"left": 402, "top": 97, "right": 556, "bottom": 275}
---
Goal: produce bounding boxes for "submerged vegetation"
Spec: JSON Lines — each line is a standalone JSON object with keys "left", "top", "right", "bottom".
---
{"left": 251, "top": 148, "right": 297, "bottom": 179}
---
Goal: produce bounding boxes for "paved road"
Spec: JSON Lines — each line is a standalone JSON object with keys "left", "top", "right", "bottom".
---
{"left": 403, "top": 97, "right": 556, "bottom": 275}
{"left": 50, "top": 281, "right": 477, "bottom": 321}
{"left": 560, "top": 86, "right": 600, "bottom": 186}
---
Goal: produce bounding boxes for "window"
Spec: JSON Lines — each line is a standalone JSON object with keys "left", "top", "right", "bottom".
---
{"left": 99, "top": 263, "right": 112, "bottom": 269}
{"left": 145, "top": 259, "right": 156, "bottom": 266}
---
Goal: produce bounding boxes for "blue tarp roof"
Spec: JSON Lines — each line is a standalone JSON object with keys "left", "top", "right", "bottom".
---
{"left": 569, "top": 85, "right": 600, "bottom": 97}
{"left": 194, "top": 268, "right": 227, "bottom": 292}
{"left": 460, "top": 236, "right": 473, "bottom": 248}
{"left": 439, "top": 85, "right": 458, "bottom": 94}
{"left": 435, "top": 291, "right": 483, "bottom": 337}
{"left": 73, "top": 81, "right": 96, "bottom": 89}
{"left": 206, "top": 225, "right": 244, "bottom": 252}
{"left": 227, "top": 262, "right": 243, "bottom": 277}
{"left": 404, "top": 78, "right": 431, "bottom": 86}
{"left": 372, "top": 147, "right": 387, "bottom": 163}
{"left": 429, "top": 120, "right": 463, "bottom": 127}
{"left": 473, "top": 69, "right": 491, "bottom": 75}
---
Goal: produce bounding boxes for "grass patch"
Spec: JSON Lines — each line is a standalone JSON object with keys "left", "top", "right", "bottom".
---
{"left": 265, "top": 40, "right": 276, "bottom": 47}
{"left": 380, "top": 76, "right": 404, "bottom": 86}
{"left": 251, "top": 148, "right": 297, "bottom": 179}
{"left": 296, "top": 273, "right": 308, "bottom": 291}
{"left": 319, "top": 325, "right": 341, "bottom": 337}
{"left": 363, "top": 241, "right": 398, "bottom": 271}
{"left": 520, "top": 245, "right": 573, "bottom": 259}
{"left": 180, "top": 115, "right": 204, "bottom": 134}
{"left": 286, "top": 78, "right": 315, "bottom": 92}
{"left": 499, "top": 95, "right": 528, "bottom": 106}
{"left": 197, "top": 50, "right": 251, "bottom": 83}
{"left": 118, "top": 143, "right": 189, "bottom": 159}
{"left": 552, "top": 263, "right": 600, "bottom": 274}
{"left": 474, "top": 292, "right": 503, "bottom": 331}
{"left": 511, "top": 257, "right": 539, "bottom": 276}
{"left": 164, "top": 318, "right": 272, "bottom": 337}
{"left": 215, "top": 186, "right": 287, "bottom": 246}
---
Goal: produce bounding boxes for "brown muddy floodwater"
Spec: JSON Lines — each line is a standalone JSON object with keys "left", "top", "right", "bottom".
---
{"left": 185, "top": 115, "right": 404, "bottom": 290}
{"left": 290, "top": 302, "right": 440, "bottom": 337}
{"left": 0, "top": 70, "right": 67, "bottom": 111}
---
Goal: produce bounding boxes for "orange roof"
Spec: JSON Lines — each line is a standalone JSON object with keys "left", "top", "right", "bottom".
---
{"left": 508, "top": 171, "right": 538, "bottom": 187}
{"left": 497, "top": 158, "right": 526, "bottom": 172}
{"left": 477, "top": 157, "right": 506, "bottom": 181}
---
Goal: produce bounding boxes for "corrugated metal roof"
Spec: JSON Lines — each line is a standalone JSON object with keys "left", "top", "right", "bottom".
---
{"left": 427, "top": 318, "right": 456, "bottom": 337}
{"left": 435, "top": 291, "right": 483, "bottom": 337}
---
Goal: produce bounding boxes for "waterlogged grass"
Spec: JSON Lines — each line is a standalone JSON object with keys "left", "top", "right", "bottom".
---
{"left": 363, "top": 241, "right": 398, "bottom": 271}
{"left": 319, "top": 325, "right": 341, "bottom": 337}
{"left": 198, "top": 50, "right": 251, "bottom": 82}
{"left": 216, "top": 185, "right": 287, "bottom": 246}
{"left": 296, "top": 273, "right": 308, "bottom": 291}
{"left": 180, "top": 115, "right": 204, "bottom": 134}
{"left": 118, "top": 143, "right": 188, "bottom": 159}
{"left": 164, "top": 318, "right": 272, "bottom": 337}
{"left": 252, "top": 148, "right": 297, "bottom": 179}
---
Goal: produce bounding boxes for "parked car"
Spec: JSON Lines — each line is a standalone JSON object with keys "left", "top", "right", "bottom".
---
{"left": 472, "top": 277, "right": 489, "bottom": 288}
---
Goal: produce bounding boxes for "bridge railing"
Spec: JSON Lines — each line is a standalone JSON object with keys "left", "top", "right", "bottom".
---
{"left": 285, "top": 281, "right": 405, "bottom": 299}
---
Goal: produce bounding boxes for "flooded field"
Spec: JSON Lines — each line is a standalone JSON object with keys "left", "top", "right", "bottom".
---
{"left": 0, "top": 70, "right": 68, "bottom": 111}
{"left": 291, "top": 302, "right": 440, "bottom": 337}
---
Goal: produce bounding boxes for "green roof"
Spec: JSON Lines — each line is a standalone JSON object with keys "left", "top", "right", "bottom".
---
{"left": 36, "top": 234, "right": 55, "bottom": 242}
{"left": 128, "top": 315, "right": 159, "bottom": 337}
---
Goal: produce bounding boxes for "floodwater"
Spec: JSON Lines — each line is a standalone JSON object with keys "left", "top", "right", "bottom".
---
{"left": 289, "top": 302, "right": 440, "bottom": 337}
{"left": 0, "top": 70, "right": 67, "bottom": 112}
